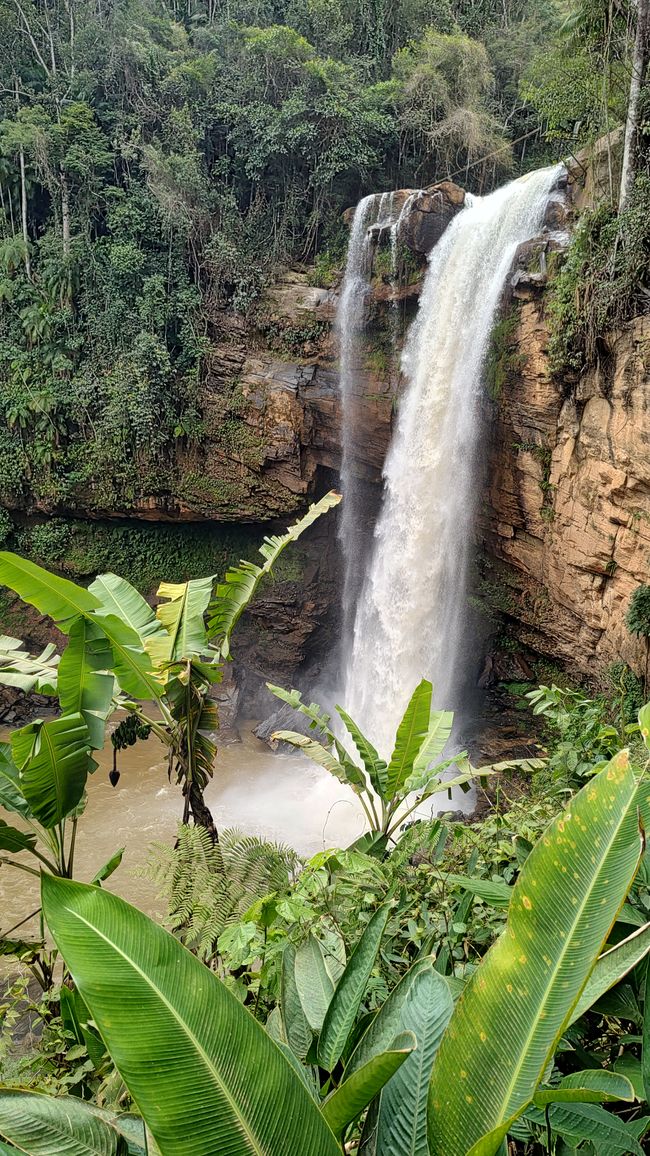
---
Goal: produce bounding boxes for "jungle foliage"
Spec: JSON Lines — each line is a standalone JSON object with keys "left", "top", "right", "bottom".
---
{"left": 0, "top": 0, "right": 634, "bottom": 518}
{"left": 2, "top": 506, "right": 650, "bottom": 1153}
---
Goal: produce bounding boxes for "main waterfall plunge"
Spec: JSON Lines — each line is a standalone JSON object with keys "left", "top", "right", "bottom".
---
{"left": 339, "top": 166, "right": 563, "bottom": 759}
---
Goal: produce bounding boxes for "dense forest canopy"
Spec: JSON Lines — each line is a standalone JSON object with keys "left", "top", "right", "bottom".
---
{"left": 0, "top": 0, "right": 644, "bottom": 518}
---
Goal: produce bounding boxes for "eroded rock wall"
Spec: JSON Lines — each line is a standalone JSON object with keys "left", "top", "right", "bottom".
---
{"left": 482, "top": 293, "right": 650, "bottom": 680}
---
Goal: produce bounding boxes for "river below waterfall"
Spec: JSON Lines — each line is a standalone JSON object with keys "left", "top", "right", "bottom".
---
{"left": 0, "top": 723, "right": 366, "bottom": 932}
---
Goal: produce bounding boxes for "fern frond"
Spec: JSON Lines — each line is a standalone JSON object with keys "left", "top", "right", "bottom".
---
{"left": 142, "top": 825, "right": 300, "bottom": 961}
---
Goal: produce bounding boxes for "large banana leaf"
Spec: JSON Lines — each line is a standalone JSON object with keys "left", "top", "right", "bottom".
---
{"left": 0, "top": 819, "right": 36, "bottom": 852}
{"left": 0, "top": 1089, "right": 127, "bottom": 1155}
{"left": 207, "top": 491, "right": 341, "bottom": 659}
{"left": 335, "top": 708, "right": 387, "bottom": 798}
{"left": 0, "top": 635, "right": 59, "bottom": 693}
{"left": 0, "top": 553, "right": 100, "bottom": 628}
{"left": 0, "top": 743, "right": 28, "bottom": 815}
{"left": 89, "top": 573, "right": 164, "bottom": 645}
{"left": 85, "top": 612, "right": 162, "bottom": 701}
{"left": 153, "top": 577, "right": 214, "bottom": 662}
{"left": 385, "top": 680, "right": 434, "bottom": 801}
{"left": 318, "top": 903, "right": 391, "bottom": 1070}
{"left": 322, "top": 1033, "right": 415, "bottom": 1138}
{"left": 428, "top": 752, "right": 644, "bottom": 1156}
{"left": 42, "top": 876, "right": 341, "bottom": 1156}
{"left": 11, "top": 714, "right": 93, "bottom": 828}
{"left": 0, "top": 554, "right": 162, "bottom": 701}
{"left": 58, "top": 619, "right": 115, "bottom": 750}
{"left": 272, "top": 731, "right": 366, "bottom": 794}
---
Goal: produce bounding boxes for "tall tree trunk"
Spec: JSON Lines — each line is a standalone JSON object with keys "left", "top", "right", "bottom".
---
{"left": 19, "top": 145, "right": 31, "bottom": 279}
{"left": 60, "top": 168, "right": 71, "bottom": 258}
{"left": 14, "top": 81, "right": 31, "bottom": 279}
{"left": 619, "top": 0, "right": 650, "bottom": 211}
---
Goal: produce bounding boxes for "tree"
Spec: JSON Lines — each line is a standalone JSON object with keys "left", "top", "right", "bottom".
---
{"left": 0, "top": 491, "right": 341, "bottom": 839}
{"left": 619, "top": 0, "right": 650, "bottom": 209}
{"left": 626, "top": 582, "right": 650, "bottom": 693}
{"left": 393, "top": 29, "right": 512, "bottom": 188}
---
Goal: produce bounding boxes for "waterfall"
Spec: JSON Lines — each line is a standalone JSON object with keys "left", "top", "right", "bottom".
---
{"left": 342, "top": 166, "right": 563, "bottom": 758}
{"left": 337, "top": 191, "right": 399, "bottom": 647}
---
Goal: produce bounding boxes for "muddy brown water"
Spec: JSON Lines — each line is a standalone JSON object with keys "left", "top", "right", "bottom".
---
{"left": 0, "top": 722, "right": 367, "bottom": 937}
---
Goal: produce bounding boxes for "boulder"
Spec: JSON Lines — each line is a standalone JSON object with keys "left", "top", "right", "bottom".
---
{"left": 397, "top": 181, "right": 466, "bottom": 256}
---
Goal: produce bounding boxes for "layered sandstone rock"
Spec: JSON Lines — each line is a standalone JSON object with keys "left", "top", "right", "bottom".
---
{"left": 482, "top": 297, "right": 650, "bottom": 679}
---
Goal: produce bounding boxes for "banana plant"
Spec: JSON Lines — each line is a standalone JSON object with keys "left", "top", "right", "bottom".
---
{"left": 0, "top": 492, "right": 341, "bottom": 836}
{"left": 269, "top": 679, "right": 505, "bottom": 838}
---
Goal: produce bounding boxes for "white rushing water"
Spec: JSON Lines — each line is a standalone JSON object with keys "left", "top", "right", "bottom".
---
{"left": 337, "top": 191, "right": 400, "bottom": 645}
{"left": 342, "top": 166, "right": 563, "bottom": 758}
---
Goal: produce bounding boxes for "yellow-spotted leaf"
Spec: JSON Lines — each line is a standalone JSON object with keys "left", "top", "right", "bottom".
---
{"left": 428, "top": 752, "right": 644, "bottom": 1156}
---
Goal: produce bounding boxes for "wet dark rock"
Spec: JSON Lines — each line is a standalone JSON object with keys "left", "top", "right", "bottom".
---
{"left": 397, "top": 181, "right": 466, "bottom": 256}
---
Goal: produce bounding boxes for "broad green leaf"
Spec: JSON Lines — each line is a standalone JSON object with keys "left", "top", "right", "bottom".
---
{"left": 322, "top": 1032, "right": 415, "bottom": 1138}
{"left": 275, "top": 1041, "right": 319, "bottom": 1100}
{"left": 409, "top": 712, "right": 454, "bottom": 781}
{"left": 281, "top": 943, "right": 312, "bottom": 1061}
{"left": 374, "top": 964, "right": 454, "bottom": 1156}
{"left": 347, "top": 958, "right": 438, "bottom": 1075}
{"left": 12, "top": 715, "right": 93, "bottom": 828}
{"left": 154, "top": 577, "right": 214, "bottom": 662}
{"left": 442, "top": 874, "right": 512, "bottom": 908}
{"left": 0, "top": 635, "right": 59, "bottom": 694}
{"left": 0, "top": 744, "right": 27, "bottom": 816}
{"left": 208, "top": 491, "right": 340, "bottom": 658}
{"left": 612, "top": 1054, "right": 645, "bottom": 1101}
{"left": 0, "top": 552, "right": 101, "bottom": 629}
{"left": 58, "top": 619, "right": 114, "bottom": 750}
{"left": 92, "top": 847, "right": 125, "bottom": 885}
{"left": 385, "top": 679, "right": 433, "bottom": 801}
{"left": 346, "top": 832, "right": 389, "bottom": 858}
{"left": 42, "top": 876, "right": 341, "bottom": 1156}
{"left": 85, "top": 612, "right": 162, "bottom": 701}
{"left": 294, "top": 934, "right": 336, "bottom": 1032}
{"left": 0, "top": 1088, "right": 126, "bottom": 1155}
{"left": 266, "top": 684, "right": 333, "bottom": 734}
{"left": 0, "top": 554, "right": 162, "bottom": 701}
{"left": 318, "top": 904, "right": 391, "bottom": 1070}
{"left": 89, "top": 573, "right": 163, "bottom": 645}
{"left": 428, "top": 752, "right": 644, "bottom": 1156}
{"left": 569, "top": 921, "right": 650, "bottom": 1025}
{"left": 80, "top": 1108, "right": 147, "bottom": 1154}
{"left": 336, "top": 708, "right": 387, "bottom": 798}
{"left": 533, "top": 1069, "right": 634, "bottom": 1105}
{"left": 271, "top": 731, "right": 366, "bottom": 794}
{"left": 0, "top": 819, "right": 36, "bottom": 853}
{"left": 522, "top": 1102, "right": 644, "bottom": 1154}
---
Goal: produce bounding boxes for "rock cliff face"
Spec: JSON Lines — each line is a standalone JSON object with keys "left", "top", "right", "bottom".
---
{"left": 482, "top": 299, "right": 650, "bottom": 680}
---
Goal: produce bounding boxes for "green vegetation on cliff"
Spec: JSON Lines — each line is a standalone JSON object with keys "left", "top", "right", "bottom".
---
{"left": 2, "top": 0, "right": 645, "bottom": 515}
